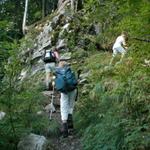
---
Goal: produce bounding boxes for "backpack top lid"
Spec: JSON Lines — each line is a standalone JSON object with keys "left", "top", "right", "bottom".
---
{"left": 43, "top": 50, "right": 56, "bottom": 63}
{"left": 45, "top": 50, "right": 51, "bottom": 57}
{"left": 55, "top": 66, "right": 78, "bottom": 93}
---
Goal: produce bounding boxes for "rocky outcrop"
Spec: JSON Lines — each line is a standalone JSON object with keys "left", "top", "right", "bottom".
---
{"left": 17, "top": 133, "right": 47, "bottom": 150}
{"left": 56, "top": 39, "right": 66, "bottom": 50}
{"left": 19, "top": 8, "right": 75, "bottom": 80}
{"left": 19, "top": 5, "right": 99, "bottom": 84}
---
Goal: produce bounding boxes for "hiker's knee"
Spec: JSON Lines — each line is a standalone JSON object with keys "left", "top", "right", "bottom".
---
{"left": 112, "top": 52, "right": 116, "bottom": 58}
{"left": 121, "top": 52, "right": 126, "bottom": 58}
{"left": 61, "top": 109, "right": 68, "bottom": 121}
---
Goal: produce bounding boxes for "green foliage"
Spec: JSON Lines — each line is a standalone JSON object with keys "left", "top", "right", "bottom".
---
{"left": 47, "top": 120, "right": 60, "bottom": 138}
{"left": 75, "top": 1, "right": 150, "bottom": 146}
{"left": 0, "top": 43, "right": 49, "bottom": 149}
{"left": 72, "top": 48, "right": 88, "bottom": 59}
{"left": 76, "top": 48, "right": 150, "bottom": 149}
{"left": 0, "top": 0, "right": 59, "bottom": 41}
{"left": 0, "top": 85, "right": 49, "bottom": 150}
{"left": 0, "top": 21, "right": 18, "bottom": 81}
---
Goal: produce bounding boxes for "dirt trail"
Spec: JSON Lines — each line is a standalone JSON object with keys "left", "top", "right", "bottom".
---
{"left": 43, "top": 90, "right": 82, "bottom": 150}
{"left": 50, "top": 111, "right": 82, "bottom": 150}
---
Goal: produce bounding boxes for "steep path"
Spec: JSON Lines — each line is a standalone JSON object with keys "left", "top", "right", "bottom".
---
{"left": 43, "top": 90, "right": 82, "bottom": 150}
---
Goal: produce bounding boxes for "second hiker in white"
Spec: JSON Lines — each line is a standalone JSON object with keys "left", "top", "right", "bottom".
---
{"left": 110, "top": 31, "right": 128, "bottom": 66}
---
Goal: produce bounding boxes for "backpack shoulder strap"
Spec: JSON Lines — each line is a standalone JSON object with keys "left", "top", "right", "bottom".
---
{"left": 52, "top": 51, "right": 55, "bottom": 56}
{"left": 56, "top": 67, "right": 64, "bottom": 75}
{"left": 43, "top": 49, "right": 46, "bottom": 60}
{"left": 44, "top": 49, "right": 46, "bottom": 55}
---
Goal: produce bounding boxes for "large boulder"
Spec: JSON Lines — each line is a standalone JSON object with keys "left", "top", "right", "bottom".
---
{"left": 17, "top": 133, "right": 47, "bottom": 150}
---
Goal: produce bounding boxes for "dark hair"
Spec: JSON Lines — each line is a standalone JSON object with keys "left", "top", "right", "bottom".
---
{"left": 52, "top": 47, "right": 58, "bottom": 52}
{"left": 55, "top": 48, "right": 58, "bottom": 51}
{"left": 121, "top": 31, "right": 128, "bottom": 37}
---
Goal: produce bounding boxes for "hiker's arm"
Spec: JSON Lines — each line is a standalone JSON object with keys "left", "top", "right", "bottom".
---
{"left": 122, "top": 37, "right": 128, "bottom": 49}
{"left": 54, "top": 51, "right": 60, "bottom": 62}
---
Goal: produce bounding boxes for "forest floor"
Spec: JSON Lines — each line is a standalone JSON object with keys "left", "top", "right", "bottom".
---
{"left": 43, "top": 90, "right": 82, "bottom": 150}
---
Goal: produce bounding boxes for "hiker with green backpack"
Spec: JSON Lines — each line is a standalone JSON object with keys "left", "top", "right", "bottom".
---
{"left": 55, "top": 57, "right": 78, "bottom": 138}
{"left": 43, "top": 47, "right": 59, "bottom": 90}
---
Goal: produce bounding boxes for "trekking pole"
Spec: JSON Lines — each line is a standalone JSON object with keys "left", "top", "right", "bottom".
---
{"left": 75, "top": 69, "right": 82, "bottom": 101}
{"left": 77, "top": 69, "right": 81, "bottom": 79}
{"left": 49, "top": 78, "right": 56, "bottom": 120}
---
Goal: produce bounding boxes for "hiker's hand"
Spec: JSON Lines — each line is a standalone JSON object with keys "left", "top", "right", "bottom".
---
{"left": 52, "top": 81, "right": 55, "bottom": 86}
{"left": 52, "top": 76, "right": 56, "bottom": 86}
{"left": 53, "top": 76, "right": 56, "bottom": 79}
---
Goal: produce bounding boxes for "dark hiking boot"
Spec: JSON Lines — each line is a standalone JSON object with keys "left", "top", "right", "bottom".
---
{"left": 48, "top": 83, "right": 53, "bottom": 91}
{"left": 68, "top": 114, "right": 73, "bottom": 129}
{"left": 62, "top": 123, "right": 68, "bottom": 138}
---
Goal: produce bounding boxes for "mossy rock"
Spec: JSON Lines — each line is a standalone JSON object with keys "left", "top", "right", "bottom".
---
{"left": 72, "top": 48, "right": 88, "bottom": 59}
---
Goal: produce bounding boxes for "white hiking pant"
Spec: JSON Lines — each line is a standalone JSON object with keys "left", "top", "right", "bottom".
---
{"left": 60, "top": 89, "right": 77, "bottom": 121}
{"left": 112, "top": 46, "right": 126, "bottom": 57}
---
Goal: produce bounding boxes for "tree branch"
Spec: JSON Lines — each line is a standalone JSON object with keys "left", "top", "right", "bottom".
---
{"left": 132, "top": 37, "right": 150, "bottom": 43}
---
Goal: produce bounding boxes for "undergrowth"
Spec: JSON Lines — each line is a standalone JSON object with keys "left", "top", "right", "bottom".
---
{"left": 74, "top": 1, "right": 150, "bottom": 148}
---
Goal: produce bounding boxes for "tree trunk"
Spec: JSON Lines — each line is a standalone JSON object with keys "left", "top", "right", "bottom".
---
{"left": 57, "top": 0, "right": 64, "bottom": 9}
{"left": 77, "top": 0, "right": 84, "bottom": 10}
{"left": 42, "top": 0, "right": 45, "bottom": 18}
{"left": 22, "top": 0, "right": 29, "bottom": 35}
{"left": 71, "top": 0, "right": 74, "bottom": 12}
{"left": 132, "top": 37, "right": 150, "bottom": 42}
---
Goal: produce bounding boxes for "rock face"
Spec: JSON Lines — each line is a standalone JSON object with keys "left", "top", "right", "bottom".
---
{"left": 19, "top": 6, "right": 95, "bottom": 83}
{"left": 17, "top": 133, "right": 47, "bottom": 150}
{"left": 19, "top": 11, "right": 72, "bottom": 81}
